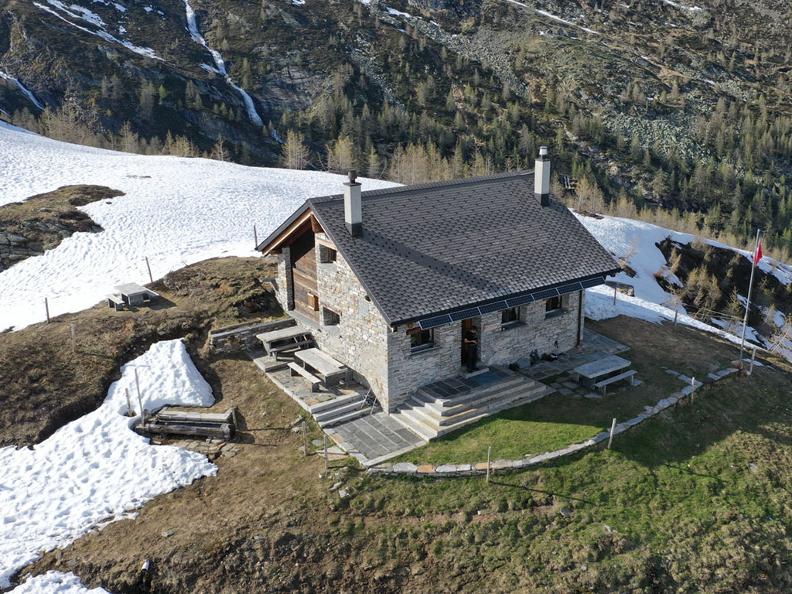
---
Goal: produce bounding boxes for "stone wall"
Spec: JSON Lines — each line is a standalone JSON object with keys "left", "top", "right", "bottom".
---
{"left": 479, "top": 291, "right": 583, "bottom": 367}
{"left": 384, "top": 291, "right": 584, "bottom": 410}
{"left": 386, "top": 322, "right": 462, "bottom": 411}
{"left": 311, "top": 238, "right": 391, "bottom": 404}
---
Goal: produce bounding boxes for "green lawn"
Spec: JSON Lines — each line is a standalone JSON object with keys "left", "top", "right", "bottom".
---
{"left": 396, "top": 317, "right": 744, "bottom": 465}
{"left": 343, "top": 351, "right": 792, "bottom": 591}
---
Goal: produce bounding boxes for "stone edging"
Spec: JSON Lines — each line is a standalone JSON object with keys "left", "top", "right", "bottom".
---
{"left": 368, "top": 367, "right": 742, "bottom": 478}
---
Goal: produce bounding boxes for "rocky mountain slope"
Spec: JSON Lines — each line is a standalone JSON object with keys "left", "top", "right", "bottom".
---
{"left": 1, "top": 0, "right": 792, "bottom": 251}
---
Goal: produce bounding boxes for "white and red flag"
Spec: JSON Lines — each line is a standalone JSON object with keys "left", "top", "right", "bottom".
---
{"left": 754, "top": 239, "right": 763, "bottom": 264}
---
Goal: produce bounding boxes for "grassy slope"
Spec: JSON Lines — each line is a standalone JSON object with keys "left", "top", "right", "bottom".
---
{"left": 20, "top": 317, "right": 792, "bottom": 593}
{"left": 0, "top": 256, "right": 280, "bottom": 447}
{"left": 398, "top": 317, "right": 740, "bottom": 464}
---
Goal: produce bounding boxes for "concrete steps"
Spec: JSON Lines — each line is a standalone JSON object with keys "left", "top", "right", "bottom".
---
{"left": 393, "top": 371, "right": 553, "bottom": 440}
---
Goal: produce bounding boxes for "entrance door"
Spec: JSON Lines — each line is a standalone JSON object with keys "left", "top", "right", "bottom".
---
{"left": 461, "top": 317, "right": 480, "bottom": 368}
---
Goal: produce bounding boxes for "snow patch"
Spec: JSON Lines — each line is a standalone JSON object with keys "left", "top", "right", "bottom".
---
{"left": 0, "top": 340, "right": 215, "bottom": 589}
{"left": 0, "top": 122, "right": 397, "bottom": 330}
{"left": 0, "top": 70, "right": 45, "bottom": 111}
{"left": 9, "top": 571, "right": 110, "bottom": 594}
{"left": 504, "top": 0, "right": 599, "bottom": 35}
{"left": 34, "top": 1, "right": 159, "bottom": 60}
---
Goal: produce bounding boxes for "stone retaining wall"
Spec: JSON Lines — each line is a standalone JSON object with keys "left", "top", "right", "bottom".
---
{"left": 368, "top": 366, "right": 741, "bottom": 478}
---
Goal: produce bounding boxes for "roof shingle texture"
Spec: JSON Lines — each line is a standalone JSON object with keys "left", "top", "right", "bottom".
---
{"left": 307, "top": 172, "right": 619, "bottom": 326}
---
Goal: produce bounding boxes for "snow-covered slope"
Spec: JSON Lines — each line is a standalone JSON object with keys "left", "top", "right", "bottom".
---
{"left": 0, "top": 123, "right": 397, "bottom": 330}
{"left": 576, "top": 213, "right": 791, "bottom": 352}
{"left": 0, "top": 340, "right": 214, "bottom": 589}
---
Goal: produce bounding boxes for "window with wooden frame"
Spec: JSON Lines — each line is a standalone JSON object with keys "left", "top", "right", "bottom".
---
{"left": 501, "top": 306, "right": 522, "bottom": 327}
{"left": 545, "top": 295, "right": 563, "bottom": 317}
{"left": 322, "top": 306, "right": 340, "bottom": 326}
{"left": 407, "top": 327, "right": 435, "bottom": 353}
{"left": 307, "top": 293, "right": 319, "bottom": 311}
{"left": 319, "top": 244, "right": 337, "bottom": 264}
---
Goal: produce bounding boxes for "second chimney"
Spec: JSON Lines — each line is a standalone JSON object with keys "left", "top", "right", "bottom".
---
{"left": 344, "top": 170, "right": 362, "bottom": 236}
{"left": 534, "top": 146, "right": 551, "bottom": 207}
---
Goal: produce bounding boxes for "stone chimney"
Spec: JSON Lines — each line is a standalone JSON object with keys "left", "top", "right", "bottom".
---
{"left": 344, "top": 170, "right": 362, "bottom": 236}
{"left": 534, "top": 146, "right": 551, "bottom": 207}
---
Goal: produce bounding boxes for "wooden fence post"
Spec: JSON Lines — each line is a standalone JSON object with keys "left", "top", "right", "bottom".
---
{"left": 145, "top": 257, "right": 153, "bottom": 284}
{"left": 613, "top": 286, "right": 617, "bottom": 305}
{"left": 608, "top": 418, "right": 617, "bottom": 449}
{"left": 134, "top": 368, "right": 145, "bottom": 424}
{"left": 44, "top": 297, "right": 50, "bottom": 323}
{"left": 254, "top": 224, "right": 258, "bottom": 249}
{"left": 70, "top": 322, "right": 76, "bottom": 353}
{"left": 125, "top": 388, "right": 133, "bottom": 416}
{"left": 323, "top": 433, "right": 328, "bottom": 474}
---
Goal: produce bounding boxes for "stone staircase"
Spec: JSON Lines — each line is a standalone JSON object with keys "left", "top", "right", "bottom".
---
{"left": 310, "top": 392, "right": 378, "bottom": 428}
{"left": 392, "top": 368, "right": 553, "bottom": 441}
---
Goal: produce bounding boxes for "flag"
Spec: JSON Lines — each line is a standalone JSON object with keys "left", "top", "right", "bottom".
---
{"left": 754, "top": 239, "right": 763, "bottom": 264}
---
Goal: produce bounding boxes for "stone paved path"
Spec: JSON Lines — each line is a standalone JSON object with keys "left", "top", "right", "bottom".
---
{"left": 326, "top": 412, "right": 426, "bottom": 467}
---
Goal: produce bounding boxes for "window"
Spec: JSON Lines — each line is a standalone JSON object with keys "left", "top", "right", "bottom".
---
{"left": 409, "top": 328, "right": 434, "bottom": 353}
{"left": 545, "top": 295, "right": 563, "bottom": 317}
{"left": 322, "top": 306, "right": 340, "bottom": 326}
{"left": 501, "top": 306, "right": 521, "bottom": 326}
{"left": 319, "top": 244, "right": 337, "bottom": 264}
{"left": 307, "top": 293, "right": 319, "bottom": 311}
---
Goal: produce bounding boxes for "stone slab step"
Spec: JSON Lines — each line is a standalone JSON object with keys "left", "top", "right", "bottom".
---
{"left": 416, "top": 376, "right": 527, "bottom": 410}
{"left": 414, "top": 378, "right": 545, "bottom": 418}
{"left": 307, "top": 392, "right": 365, "bottom": 415}
{"left": 408, "top": 382, "right": 538, "bottom": 428}
{"left": 391, "top": 410, "right": 437, "bottom": 441}
{"left": 395, "top": 382, "right": 554, "bottom": 440}
{"left": 318, "top": 406, "right": 372, "bottom": 428}
{"left": 314, "top": 398, "right": 368, "bottom": 423}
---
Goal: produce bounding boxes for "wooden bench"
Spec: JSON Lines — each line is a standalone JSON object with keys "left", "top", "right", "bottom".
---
{"left": 288, "top": 362, "right": 322, "bottom": 392}
{"left": 594, "top": 369, "right": 637, "bottom": 395}
{"left": 294, "top": 347, "right": 349, "bottom": 386}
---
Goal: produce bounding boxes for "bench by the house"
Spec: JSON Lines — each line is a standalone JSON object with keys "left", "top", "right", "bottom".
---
{"left": 573, "top": 355, "right": 636, "bottom": 395}
{"left": 287, "top": 362, "right": 322, "bottom": 392}
{"left": 294, "top": 347, "right": 349, "bottom": 387}
{"left": 257, "top": 326, "right": 315, "bottom": 359}
{"left": 593, "top": 369, "right": 637, "bottom": 395}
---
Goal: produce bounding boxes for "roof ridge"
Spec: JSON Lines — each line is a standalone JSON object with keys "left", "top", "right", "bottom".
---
{"left": 307, "top": 170, "right": 534, "bottom": 205}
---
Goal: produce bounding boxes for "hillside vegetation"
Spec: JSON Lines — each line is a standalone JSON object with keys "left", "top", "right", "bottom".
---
{"left": 16, "top": 316, "right": 792, "bottom": 593}
{"left": 2, "top": 0, "right": 792, "bottom": 257}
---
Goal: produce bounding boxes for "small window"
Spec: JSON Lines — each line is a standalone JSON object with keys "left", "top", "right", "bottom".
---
{"left": 319, "top": 244, "right": 337, "bottom": 264}
{"left": 322, "top": 306, "right": 340, "bottom": 326}
{"left": 545, "top": 295, "right": 563, "bottom": 316}
{"left": 409, "top": 328, "right": 434, "bottom": 353}
{"left": 501, "top": 307, "right": 521, "bottom": 325}
{"left": 307, "top": 294, "right": 320, "bottom": 311}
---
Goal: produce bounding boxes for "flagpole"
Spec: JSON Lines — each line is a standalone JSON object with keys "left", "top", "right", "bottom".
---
{"left": 739, "top": 228, "right": 762, "bottom": 365}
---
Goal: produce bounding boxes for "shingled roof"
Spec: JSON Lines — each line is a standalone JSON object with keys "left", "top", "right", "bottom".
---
{"left": 259, "top": 171, "right": 620, "bottom": 327}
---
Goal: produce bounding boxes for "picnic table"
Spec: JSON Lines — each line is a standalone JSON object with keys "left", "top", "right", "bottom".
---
{"left": 573, "top": 354, "right": 636, "bottom": 394}
{"left": 294, "top": 347, "right": 348, "bottom": 386}
{"left": 257, "top": 326, "right": 314, "bottom": 357}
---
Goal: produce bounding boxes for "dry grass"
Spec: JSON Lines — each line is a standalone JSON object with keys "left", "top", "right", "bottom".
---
{"left": 0, "top": 256, "right": 280, "bottom": 447}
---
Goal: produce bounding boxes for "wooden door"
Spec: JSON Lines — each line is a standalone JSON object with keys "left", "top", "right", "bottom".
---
{"left": 290, "top": 231, "right": 319, "bottom": 321}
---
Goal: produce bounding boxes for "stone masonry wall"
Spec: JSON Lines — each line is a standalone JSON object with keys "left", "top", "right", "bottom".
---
{"left": 384, "top": 292, "right": 584, "bottom": 410}
{"left": 312, "top": 239, "right": 391, "bottom": 405}
{"left": 479, "top": 291, "right": 583, "bottom": 367}
{"left": 386, "top": 322, "right": 462, "bottom": 411}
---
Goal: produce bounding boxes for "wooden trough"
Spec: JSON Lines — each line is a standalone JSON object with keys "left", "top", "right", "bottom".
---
{"left": 136, "top": 407, "right": 238, "bottom": 440}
